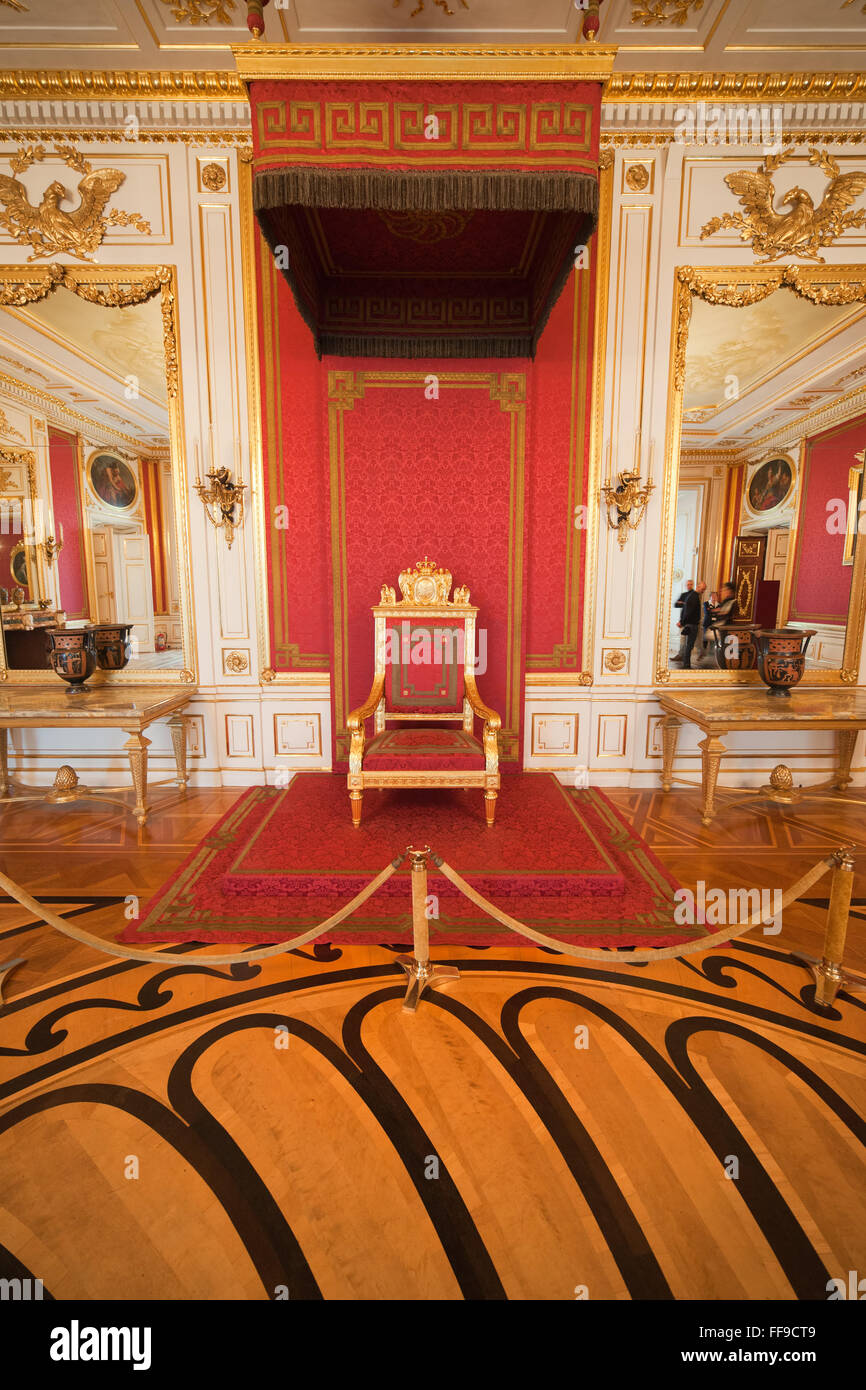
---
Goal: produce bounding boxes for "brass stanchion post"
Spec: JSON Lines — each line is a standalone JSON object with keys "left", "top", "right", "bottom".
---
{"left": 396, "top": 845, "right": 460, "bottom": 1013}
{"left": 793, "top": 846, "right": 866, "bottom": 1008}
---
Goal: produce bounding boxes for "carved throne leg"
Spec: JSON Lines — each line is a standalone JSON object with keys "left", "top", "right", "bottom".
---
{"left": 350, "top": 790, "right": 363, "bottom": 828}
{"left": 484, "top": 790, "right": 498, "bottom": 828}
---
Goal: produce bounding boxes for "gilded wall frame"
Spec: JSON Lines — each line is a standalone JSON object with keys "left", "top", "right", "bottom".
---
{"left": 0, "top": 264, "right": 196, "bottom": 685}
{"left": 655, "top": 265, "right": 866, "bottom": 687}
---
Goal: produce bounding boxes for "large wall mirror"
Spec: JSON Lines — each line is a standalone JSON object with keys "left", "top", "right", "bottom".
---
{"left": 656, "top": 265, "right": 866, "bottom": 686}
{"left": 0, "top": 266, "right": 194, "bottom": 683}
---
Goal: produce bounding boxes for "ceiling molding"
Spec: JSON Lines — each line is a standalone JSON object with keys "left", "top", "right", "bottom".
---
{"left": 1, "top": 66, "right": 866, "bottom": 105}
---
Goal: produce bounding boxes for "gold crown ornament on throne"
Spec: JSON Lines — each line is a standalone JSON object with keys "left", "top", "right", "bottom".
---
{"left": 380, "top": 557, "right": 471, "bottom": 606}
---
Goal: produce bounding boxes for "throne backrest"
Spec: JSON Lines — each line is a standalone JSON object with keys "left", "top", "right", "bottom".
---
{"left": 373, "top": 559, "right": 478, "bottom": 718}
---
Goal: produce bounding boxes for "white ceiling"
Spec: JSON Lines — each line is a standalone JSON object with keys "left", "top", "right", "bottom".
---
{"left": 682, "top": 292, "right": 866, "bottom": 451}
{"left": 0, "top": 0, "right": 861, "bottom": 73}
{"left": 0, "top": 288, "right": 169, "bottom": 449}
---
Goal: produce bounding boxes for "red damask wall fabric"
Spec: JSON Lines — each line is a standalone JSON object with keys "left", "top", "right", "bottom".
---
{"left": 47, "top": 427, "right": 87, "bottom": 619}
{"left": 257, "top": 233, "right": 330, "bottom": 671}
{"left": 789, "top": 413, "right": 864, "bottom": 625}
{"left": 326, "top": 362, "right": 528, "bottom": 767}
{"left": 256, "top": 232, "right": 595, "bottom": 766}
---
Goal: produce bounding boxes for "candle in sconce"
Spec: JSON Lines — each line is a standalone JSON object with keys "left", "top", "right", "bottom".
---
{"left": 634, "top": 428, "right": 642, "bottom": 473}
{"left": 647, "top": 440, "right": 655, "bottom": 484}
{"left": 193, "top": 440, "right": 201, "bottom": 484}
{"left": 208, "top": 422, "right": 216, "bottom": 473}
{"left": 604, "top": 439, "right": 612, "bottom": 482}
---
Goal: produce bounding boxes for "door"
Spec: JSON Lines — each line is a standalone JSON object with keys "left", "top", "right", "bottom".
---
{"left": 765, "top": 528, "right": 789, "bottom": 584}
{"left": 114, "top": 531, "right": 155, "bottom": 653}
{"left": 732, "top": 534, "right": 767, "bottom": 621}
{"left": 670, "top": 483, "right": 705, "bottom": 652}
{"left": 91, "top": 526, "right": 116, "bottom": 623}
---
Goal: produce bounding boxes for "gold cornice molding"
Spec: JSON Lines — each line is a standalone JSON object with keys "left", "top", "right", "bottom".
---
{"left": 231, "top": 43, "right": 618, "bottom": 84}
{"left": 0, "top": 66, "right": 865, "bottom": 106}
{"left": 0, "top": 68, "right": 248, "bottom": 101}
{"left": 606, "top": 70, "right": 866, "bottom": 102}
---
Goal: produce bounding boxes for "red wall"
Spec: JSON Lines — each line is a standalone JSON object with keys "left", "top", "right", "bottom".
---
{"left": 789, "top": 413, "right": 865, "bottom": 625}
{"left": 47, "top": 427, "right": 88, "bottom": 619}
{"left": 256, "top": 230, "right": 596, "bottom": 766}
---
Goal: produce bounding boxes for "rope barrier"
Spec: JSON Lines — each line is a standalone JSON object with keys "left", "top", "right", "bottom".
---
{"left": 0, "top": 839, "right": 857, "bottom": 1015}
{"left": 433, "top": 851, "right": 840, "bottom": 964}
{"left": 0, "top": 856, "right": 405, "bottom": 969}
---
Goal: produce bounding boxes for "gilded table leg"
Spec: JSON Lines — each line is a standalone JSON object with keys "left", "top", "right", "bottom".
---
{"left": 0, "top": 727, "right": 8, "bottom": 799}
{"left": 124, "top": 731, "right": 151, "bottom": 826}
{"left": 660, "top": 715, "right": 681, "bottom": 792}
{"left": 168, "top": 715, "right": 189, "bottom": 791}
{"left": 834, "top": 728, "right": 858, "bottom": 792}
{"left": 698, "top": 733, "right": 727, "bottom": 825}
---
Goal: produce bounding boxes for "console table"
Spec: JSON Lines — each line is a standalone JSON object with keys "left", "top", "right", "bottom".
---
{"left": 656, "top": 687, "right": 866, "bottom": 824}
{"left": 0, "top": 685, "right": 196, "bottom": 826}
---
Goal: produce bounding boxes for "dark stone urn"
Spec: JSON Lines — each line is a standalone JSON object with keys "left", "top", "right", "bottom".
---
{"left": 87, "top": 622, "right": 133, "bottom": 671}
{"left": 45, "top": 627, "right": 97, "bottom": 692}
{"left": 712, "top": 623, "right": 760, "bottom": 671}
{"left": 755, "top": 627, "right": 816, "bottom": 696}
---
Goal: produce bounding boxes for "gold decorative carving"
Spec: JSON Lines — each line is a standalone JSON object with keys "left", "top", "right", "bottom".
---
{"left": 195, "top": 464, "right": 246, "bottom": 549}
{"left": 2, "top": 67, "right": 866, "bottom": 107}
{"left": 700, "top": 149, "right": 866, "bottom": 264}
{"left": 260, "top": 667, "right": 276, "bottom": 683}
{"left": 393, "top": 0, "right": 470, "bottom": 15}
{"left": 603, "top": 650, "right": 627, "bottom": 672}
{"left": 599, "top": 149, "right": 614, "bottom": 170}
{"left": 0, "top": 143, "right": 151, "bottom": 262}
{"left": 601, "top": 472, "right": 655, "bottom": 549}
{"left": 630, "top": 1, "right": 703, "bottom": 25}
{"left": 605, "top": 72, "right": 866, "bottom": 103}
{"left": 625, "top": 163, "right": 650, "bottom": 191}
{"left": 224, "top": 651, "right": 250, "bottom": 675}
{"left": 0, "top": 1, "right": 27, "bottom": 9}
{"left": 0, "top": 409, "right": 24, "bottom": 444}
{"left": 159, "top": 0, "right": 237, "bottom": 22}
{"left": 201, "top": 161, "right": 228, "bottom": 191}
{"left": 396, "top": 558, "right": 461, "bottom": 606}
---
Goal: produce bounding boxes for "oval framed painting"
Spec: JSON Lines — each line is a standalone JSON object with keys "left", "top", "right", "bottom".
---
{"left": 9, "top": 541, "right": 29, "bottom": 591}
{"left": 88, "top": 451, "right": 138, "bottom": 511}
{"left": 746, "top": 455, "right": 795, "bottom": 515}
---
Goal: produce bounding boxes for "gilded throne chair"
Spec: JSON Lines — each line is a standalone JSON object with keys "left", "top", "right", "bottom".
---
{"left": 346, "top": 559, "right": 501, "bottom": 827}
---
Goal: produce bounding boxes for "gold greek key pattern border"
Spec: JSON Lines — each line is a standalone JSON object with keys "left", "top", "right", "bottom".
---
{"left": 255, "top": 97, "right": 594, "bottom": 164}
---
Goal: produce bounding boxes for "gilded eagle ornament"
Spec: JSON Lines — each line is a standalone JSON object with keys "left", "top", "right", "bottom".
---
{"left": 700, "top": 148, "right": 866, "bottom": 263}
{"left": 0, "top": 144, "right": 150, "bottom": 262}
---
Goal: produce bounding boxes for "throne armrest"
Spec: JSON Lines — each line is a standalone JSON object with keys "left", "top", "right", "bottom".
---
{"left": 347, "top": 674, "right": 385, "bottom": 731}
{"left": 464, "top": 673, "right": 501, "bottom": 730}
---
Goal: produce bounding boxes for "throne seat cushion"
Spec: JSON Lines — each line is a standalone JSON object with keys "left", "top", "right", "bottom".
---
{"left": 364, "top": 727, "right": 485, "bottom": 771}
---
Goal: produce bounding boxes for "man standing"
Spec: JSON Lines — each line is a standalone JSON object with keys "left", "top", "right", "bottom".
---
{"left": 679, "top": 581, "right": 705, "bottom": 669}
{"left": 673, "top": 579, "right": 694, "bottom": 663}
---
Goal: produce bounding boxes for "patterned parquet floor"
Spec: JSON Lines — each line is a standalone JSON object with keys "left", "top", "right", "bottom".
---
{"left": 0, "top": 783, "right": 864, "bottom": 1300}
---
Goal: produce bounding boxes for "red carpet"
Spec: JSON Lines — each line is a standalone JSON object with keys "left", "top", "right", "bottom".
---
{"left": 123, "top": 774, "right": 695, "bottom": 948}
{"left": 221, "top": 772, "right": 624, "bottom": 898}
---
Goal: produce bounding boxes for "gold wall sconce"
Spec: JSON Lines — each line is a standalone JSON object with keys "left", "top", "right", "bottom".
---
{"left": 600, "top": 435, "right": 655, "bottom": 551}
{"left": 42, "top": 531, "right": 64, "bottom": 567}
{"left": 193, "top": 430, "right": 246, "bottom": 551}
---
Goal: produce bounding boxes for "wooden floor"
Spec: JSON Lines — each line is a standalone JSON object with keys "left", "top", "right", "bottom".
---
{"left": 0, "top": 782, "right": 864, "bottom": 1300}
